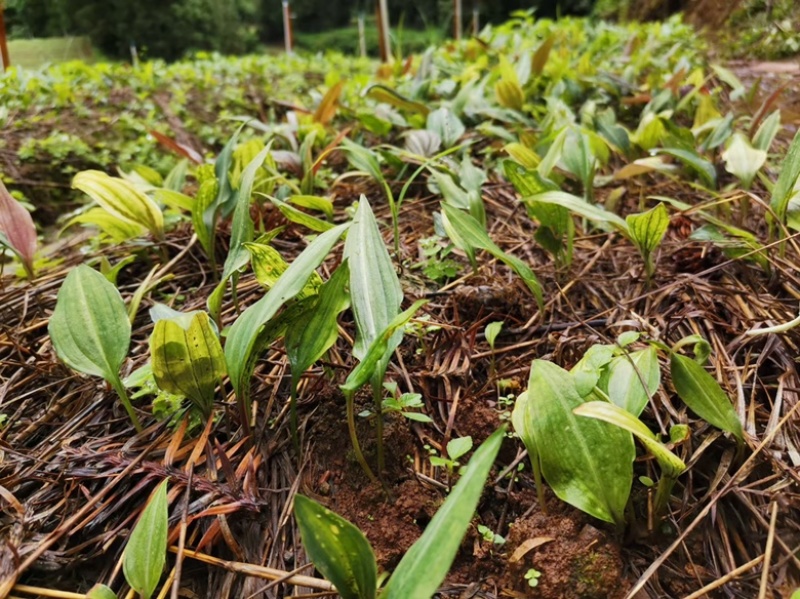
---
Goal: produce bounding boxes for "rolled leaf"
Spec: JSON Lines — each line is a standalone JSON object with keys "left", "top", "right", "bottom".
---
{"left": 0, "top": 180, "right": 37, "bottom": 276}
{"left": 123, "top": 480, "right": 168, "bottom": 599}
{"left": 294, "top": 495, "right": 377, "bottom": 599}
{"left": 150, "top": 311, "right": 226, "bottom": 416}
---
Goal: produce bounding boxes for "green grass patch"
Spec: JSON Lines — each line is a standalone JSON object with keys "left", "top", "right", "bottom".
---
{"left": 8, "top": 37, "right": 94, "bottom": 69}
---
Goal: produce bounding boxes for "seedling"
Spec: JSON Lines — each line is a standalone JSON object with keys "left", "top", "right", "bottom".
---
{"left": 295, "top": 428, "right": 505, "bottom": 599}
{"left": 524, "top": 568, "right": 542, "bottom": 588}
{"left": 430, "top": 436, "right": 473, "bottom": 475}
{"left": 477, "top": 524, "right": 505, "bottom": 546}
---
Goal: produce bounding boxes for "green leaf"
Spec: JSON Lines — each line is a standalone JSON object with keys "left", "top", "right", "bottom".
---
{"left": 294, "top": 495, "right": 377, "bottom": 599}
{"left": 342, "top": 139, "right": 385, "bottom": 186}
{"left": 752, "top": 110, "right": 781, "bottom": 152}
{"left": 440, "top": 203, "right": 543, "bottom": 309}
{"left": 485, "top": 321, "right": 503, "bottom": 350}
{"left": 87, "top": 584, "right": 118, "bottom": 599}
{"left": 573, "top": 402, "right": 685, "bottom": 478}
{"left": 192, "top": 170, "right": 219, "bottom": 258}
{"left": 447, "top": 436, "right": 473, "bottom": 461}
{"left": 670, "top": 353, "right": 744, "bottom": 442}
{"left": 770, "top": 128, "right": 800, "bottom": 224}
{"left": 72, "top": 171, "right": 164, "bottom": 239}
{"left": 225, "top": 223, "right": 349, "bottom": 409}
{"left": 523, "top": 191, "right": 629, "bottom": 234}
{"left": 721, "top": 133, "right": 767, "bottom": 189}
{"left": 427, "top": 107, "right": 465, "bottom": 148}
{"left": 344, "top": 197, "right": 403, "bottom": 363}
{"left": 150, "top": 311, "right": 226, "bottom": 417}
{"left": 570, "top": 344, "right": 615, "bottom": 397}
{"left": 600, "top": 347, "right": 660, "bottom": 416}
{"left": 286, "top": 262, "right": 351, "bottom": 379}
{"left": 341, "top": 300, "right": 428, "bottom": 395}
{"left": 626, "top": 203, "right": 669, "bottom": 277}
{"left": 381, "top": 428, "right": 505, "bottom": 599}
{"left": 523, "top": 360, "right": 634, "bottom": 524}
{"left": 657, "top": 148, "right": 717, "bottom": 189}
{"left": 123, "top": 480, "right": 168, "bottom": 599}
{"left": 366, "top": 84, "right": 430, "bottom": 117}
{"left": 49, "top": 265, "right": 130, "bottom": 384}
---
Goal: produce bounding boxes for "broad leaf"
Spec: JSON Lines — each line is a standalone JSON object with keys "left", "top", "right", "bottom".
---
{"left": 626, "top": 203, "right": 669, "bottom": 277}
{"left": 286, "top": 262, "right": 351, "bottom": 379}
{"left": 86, "top": 585, "right": 118, "bottom": 599}
{"left": 427, "top": 107, "right": 465, "bottom": 148}
{"left": 570, "top": 344, "right": 615, "bottom": 397}
{"left": 670, "top": 353, "right": 744, "bottom": 442}
{"left": 522, "top": 191, "right": 629, "bottom": 234}
{"left": 381, "top": 428, "right": 505, "bottom": 599}
{"left": 123, "top": 480, "right": 168, "bottom": 599}
{"left": 49, "top": 265, "right": 130, "bottom": 383}
{"left": 657, "top": 148, "right": 717, "bottom": 189}
{"left": 600, "top": 347, "right": 660, "bottom": 416}
{"left": 574, "top": 402, "right": 685, "bottom": 478}
{"left": 722, "top": 133, "right": 766, "bottom": 189}
{"left": 0, "top": 180, "right": 37, "bottom": 276}
{"left": 344, "top": 197, "right": 403, "bottom": 362}
{"left": 523, "top": 360, "right": 633, "bottom": 524}
{"left": 73, "top": 171, "right": 163, "bottom": 239}
{"left": 295, "top": 495, "right": 377, "bottom": 599}
{"left": 247, "top": 242, "right": 322, "bottom": 297}
{"left": 62, "top": 207, "right": 146, "bottom": 242}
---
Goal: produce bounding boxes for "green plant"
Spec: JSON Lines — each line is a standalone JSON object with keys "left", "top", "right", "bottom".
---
{"left": 513, "top": 331, "right": 744, "bottom": 525}
{"left": 295, "top": 428, "right": 505, "bottom": 599}
{"left": 148, "top": 306, "right": 226, "bottom": 419}
{"left": 476, "top": 524, "right": 505, "bottom": 546}
{"left": 430, "top": 436, "right": 473, "bottom": 475}
{"left": 364, "top": 382, "right": 432, "bottom": 423}
{"left": 123, "top": 480, "right": 168, "bottom": 599}
{"left": 524, "top": 568, "right": 542, "bottom": 588}
{"left": 49, "top": 265, "right": 142, "bottom": 431}
{"left": 0, "top": 179, "right": 37, "bottom": 278}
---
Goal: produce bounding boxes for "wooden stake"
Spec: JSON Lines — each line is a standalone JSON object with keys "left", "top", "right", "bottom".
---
{"left": 358, "top": 12, "right": 366, "bottom": 58}
{"left": 282, "top": 0, "right": 293, "bottom": 55}
{"left": 453, "top": 0, "right": 462, "bottom": 40}
{"left": 472, "top": 3, "right": 480, "bottom": 36}
{"left": 0, "top": 3, "right": 10, "bottom": 72}
{"left": 375, "top": 0, "right": 390, "bottom": 62}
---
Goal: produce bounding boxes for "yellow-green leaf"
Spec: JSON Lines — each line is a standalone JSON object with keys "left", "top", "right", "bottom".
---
{"left": 150, "top": 311, "right": 226, "bottom": 416}
{"left": 73, "top": 170, "right": 164, "bottom": 239}
{"left": 246, "top": 242, "right": 322, "bottom": 298}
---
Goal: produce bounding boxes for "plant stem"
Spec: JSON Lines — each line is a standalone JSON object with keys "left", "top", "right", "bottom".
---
{"left": 531, "top": 449, "right": 547, "bottom": 515}
{"left": 290, "top": 380, "right": 300, "bottom": 456}
{"left": 653, "top": 474, "right": 678, "bottom": 521}
{"left": 111, "top": 376, "right": 143, "bottom": 432}
{"left": 345, "top": 391, "right": 380, "bottom": 486}
{"left": 372, "top": 380, "right": 385, "bottom": 476}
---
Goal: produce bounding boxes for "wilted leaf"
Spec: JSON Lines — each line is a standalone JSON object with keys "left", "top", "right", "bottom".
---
{"left": 532, "top": 36, "right": 556, "bottom": 74}
{"left": 123, "top": 480, "right": 168, "bottom": 599}
{"left": 0, "top": 180, "right": 37, "bottom": 276}
{"left": 313, "top": 80, "right": 345, "bottom": 125}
